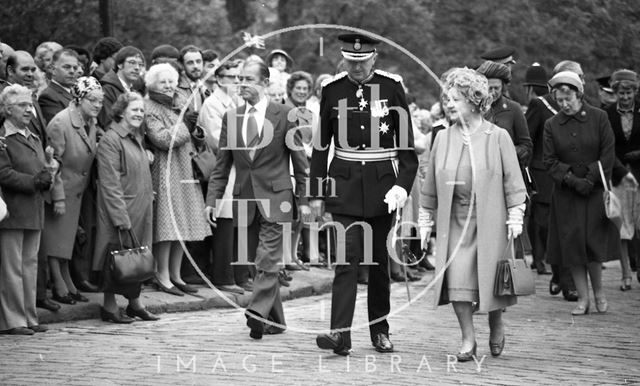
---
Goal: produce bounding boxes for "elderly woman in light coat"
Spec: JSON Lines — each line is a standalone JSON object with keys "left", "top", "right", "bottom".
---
{"left": 419, "top": 68, "right": 527, "bottom": 361}
{"left": 144, "top": 63, "right": 211, "bottom": 296}
{"left": 41, "top": 77, "right": 103, "bottom": 306}
{"left": 0, "top": 84, "right": 56, "bottom": 334}
{"left": 94, "top": 92, "right": 159, "bottom": 323}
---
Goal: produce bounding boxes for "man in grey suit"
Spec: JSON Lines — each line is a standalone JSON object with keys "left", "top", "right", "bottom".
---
{"left": 38, "top": 49, "right": 80, "bottom": 123}
{"left": 205, "top": 60, "right": 310, "bottom": 339}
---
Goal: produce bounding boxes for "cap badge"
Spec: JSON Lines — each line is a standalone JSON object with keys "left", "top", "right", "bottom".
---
{"left": 354, "top": 39, "right": 362, "bottom": 51}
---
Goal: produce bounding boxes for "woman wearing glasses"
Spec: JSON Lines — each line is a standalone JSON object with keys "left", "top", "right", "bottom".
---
{"left": 40, "top": 77, "right": 104, "bottom": 306}
{"left": 0, "top": 84, "right": 57, "bottom": 334}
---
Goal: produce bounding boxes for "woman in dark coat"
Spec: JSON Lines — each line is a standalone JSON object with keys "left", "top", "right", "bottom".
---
{"left": 605, "top": 69, "right": 640, "bottom": 291}
{"left": 0, "top": 84, "right": 55, "bottom": 334}
{"left": 543, "top": 71, "right": 620, "bottom": 315}
{"left": 93, "top": 92, "right": 159, "bottom": 323}
{"left": 42, "top": 77, "right": 103, "bottom": 305}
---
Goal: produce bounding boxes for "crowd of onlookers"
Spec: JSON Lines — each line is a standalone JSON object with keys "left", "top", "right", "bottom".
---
{"left": 0, "top": 35, "right": 637, "bottom": 334}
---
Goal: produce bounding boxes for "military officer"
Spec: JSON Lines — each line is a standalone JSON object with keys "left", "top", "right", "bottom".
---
{"left": 310, "top": 33, "right": 418, "bottom": 355}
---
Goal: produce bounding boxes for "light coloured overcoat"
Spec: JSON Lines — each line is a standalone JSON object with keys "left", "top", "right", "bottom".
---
{"left": 420, "top": 122, "right": 526, "bottom": 312}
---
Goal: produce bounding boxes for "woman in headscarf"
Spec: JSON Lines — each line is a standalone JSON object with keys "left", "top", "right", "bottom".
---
{"left": 476, "top": 61, "right": 532, "bottom": 167}
{"left": 41, "top": 77, "right": 103, "bottom": 305}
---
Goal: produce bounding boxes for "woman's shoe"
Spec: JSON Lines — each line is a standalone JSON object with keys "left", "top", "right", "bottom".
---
{"left": 620, "top": 278, "right": 632, "bottom": 291}
{"left": 171, "top": 280, "right": 198, "bottom": 294}
{"left": 69, "top": 292, "right": 89, "bottom": 302}
{"left": 456, "top": 342, "right": 477, "bottom": 362}
{"left": 126, "top": 305, "right": 160, "bottom": 321}
{"left": 571, "top": 303, "right": 590, "bottom": 315}
{"left": 100, "top": 307, "right": 134, "bottom": 324}
{"left": 52, "top": 291, "right": 76, "bottom": 305}
{"left": 489, "top": 336, "right": 505, "bottom": 357}
{"left": 155, "top": 279, "right": 184, "bottom": 296}
{"left": 595, "top": 298, "right": 608, "bottom": 313}
{"left": 549, "top": 280, "right": 561, "bottom": 295}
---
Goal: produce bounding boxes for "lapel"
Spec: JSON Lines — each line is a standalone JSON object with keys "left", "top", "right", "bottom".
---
{"left": 69, "top": 104, "right": 94, "bottom": 152}
{"left": 253, "top": 102, "right": 280, "bottom": 161}
{"left": 29, "top": 99, "right": 47, "bottom": 139}
{"left": 3, "top": 121, "right": 40, "bottom": 155}
{"left": 50, "top": 81, "right": 73, "bottom": 104}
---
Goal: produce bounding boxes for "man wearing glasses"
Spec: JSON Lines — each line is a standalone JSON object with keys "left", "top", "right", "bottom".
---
{"left": 97, "top": 46, "right": 145, "bottom": 129}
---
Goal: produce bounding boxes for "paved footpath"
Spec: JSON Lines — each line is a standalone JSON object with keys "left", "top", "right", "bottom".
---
{"left": 0, "top": 261, "right": 639, "bottom": 386}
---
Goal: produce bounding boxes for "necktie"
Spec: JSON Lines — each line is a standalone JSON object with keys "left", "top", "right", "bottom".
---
{"left": 246, "top": 107, "right": 259, "bottom": 159}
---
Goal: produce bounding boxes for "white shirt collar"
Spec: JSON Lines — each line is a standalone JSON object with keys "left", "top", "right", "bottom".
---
{"left": 117, "top": 72, "right": 131, "bottom": 92}
{"left": 51, "top": 79, "right": 72, "bottom": 94}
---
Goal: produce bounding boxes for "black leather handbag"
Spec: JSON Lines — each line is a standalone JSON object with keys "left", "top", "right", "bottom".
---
{"left": 109, "top": 229, "right": 155, "bottom": 284}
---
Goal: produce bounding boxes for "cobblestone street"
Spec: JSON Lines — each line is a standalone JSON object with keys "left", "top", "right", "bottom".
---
{"left": 1, "top": 261, "right": 639, "bottom": 385}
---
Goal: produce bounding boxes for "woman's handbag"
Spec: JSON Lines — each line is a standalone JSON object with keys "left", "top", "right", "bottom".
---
{"left": 598, "top": 161, "right": 623, "bottom": 230}
{"left": 108, "top": 229, "right": 155, "bottom": 284}
{"left": 191, "top": 142, "right": 217, "bottom": 183}
{"left": 494, "top": 237, "right": 536, "bottom": 296}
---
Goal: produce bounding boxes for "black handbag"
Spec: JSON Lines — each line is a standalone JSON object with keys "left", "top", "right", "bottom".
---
{"left": 191, "top": 142, "right": 217, "bottom": 183}
{"left": 494, "top": 237, "right": 535, "bottom": 296}
{"left": 108, "top": 229, "right": 155, "bottom": 284}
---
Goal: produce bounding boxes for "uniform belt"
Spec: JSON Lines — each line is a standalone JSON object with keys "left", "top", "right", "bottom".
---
{"left": 334, "top": 148, "right": 399, "bottom": 162}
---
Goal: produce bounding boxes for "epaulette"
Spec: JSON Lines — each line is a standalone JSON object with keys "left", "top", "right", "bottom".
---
{"left": 374, "top": 69, "right": 403, "bottom": 83}
{"left": 321, "top": 71, "right": 347, "bottom": 88}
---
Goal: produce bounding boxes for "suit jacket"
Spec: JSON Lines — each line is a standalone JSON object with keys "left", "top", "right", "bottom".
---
{"left": 38, "top": 81, "right": 74, "bottom": 123}
{"left": 206, "top": 101, "right": 309, "bottom": 225}
{"left": 0, "top": 121, "right": 47, "bottom": 230}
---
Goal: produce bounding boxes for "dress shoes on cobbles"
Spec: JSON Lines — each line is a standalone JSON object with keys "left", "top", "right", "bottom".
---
{"left": 371, "top": 333, "right": 394, "bottom": 353}
{"left": 29, "top": 325, "right": 48, "bottom": 333}
{"left": 171, "top": 280, "right": 199, "bottom": 294}
{"left": 489, "top": 336, "right": 505, "bottom": 357}
{"left": 36, "top": 298, "right": 61, "bottom": 312}
{"left": 316, "top": 332, "right": 351, "bottom": 356}
{"left": 100, "top": 307, "right": 134, "bottom": 324}
{"left": 126, "top": 306, "right": 160, "bottom": 321}
{"left": 456, "top": 342, "right": 477, "bottom": 362}
{"left": 1, "top": 327, "right": 35, "bottom": 335}
{"left": 77, "top": 280, "right": 100, "bottom": 293}
{"left": 246, "top": 312, "right": 264, "bottom": 340}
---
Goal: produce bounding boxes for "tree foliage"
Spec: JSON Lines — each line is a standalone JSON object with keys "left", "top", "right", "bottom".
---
{"left": 1, "top": 0, "right": 638, "bottom": 105}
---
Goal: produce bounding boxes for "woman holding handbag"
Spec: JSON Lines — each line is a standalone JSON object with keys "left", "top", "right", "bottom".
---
{"left": 543, "top": 71, "right": 620, "bottom": 316}
{"left": 419, "top": 68, "right": 528, "bottom": 361}
{"left": 93, "top": 92, "right": 159, "bottom": 323}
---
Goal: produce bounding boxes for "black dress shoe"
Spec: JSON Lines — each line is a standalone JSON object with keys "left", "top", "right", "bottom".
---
{"left": 29, "top": 324, "right": 48, "bottom": 333}
{"left": 5, "top": 327, "right": 35, "bottom": 335}
{"left": 52, "top": 291, "right": 76, "bottom": 305}
{"left": 36, "top": 298, "right": 61, "bottom": 312}
{"left": 316, "top": 332, "right": 350, "bottom": 356}
{"left": 563, "top": 289, "right": 579, "bottom": 302}
{"left": 549, "top": 280, "right": 561, "bottom": 295}
{"left": 77, "top": 280, "right": 100, "bottom": 293}
{"left": 372, "top": 333, "right": 394, "bottom": 353}
{"left": 171, "top": 281, "right": 199, "bottom": 294}
{"left": 456, "top": 342, "right": 477, "bottom": 362}
{"left": 489, "top": 336, "right": 505, "bottom": 357}
{"left": 100, "top": 307, "right": 134, "bottom": 324}
{"left": 154, "top": 280, "right": 184, "bottom": 296}
{"left": 419, "top": 250, "right": 436, "bottom": 271}
{"left": 285, "top": 264, "right": 302, "bottom": 271}
{"left": 126, "top": 305, "right": 160, "bottom": 321}
{"left": 69, "top": 292, "right": 89, "bottom": 302}
{"left": 246, "top": 312, "right": 264, "bottom": 340}
{"left": 278, "top": 271, "right": 291, "bottom": 287}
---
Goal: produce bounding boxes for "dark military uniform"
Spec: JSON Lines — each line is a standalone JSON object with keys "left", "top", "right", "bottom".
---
{"left": 310, "top": 69, "right": 418, "bottom": 349}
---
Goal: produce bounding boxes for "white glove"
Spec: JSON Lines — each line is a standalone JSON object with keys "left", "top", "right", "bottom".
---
{"left": 506, "top": 204, "right": 525, "bottom": 240}
{"left": 419, "top": 226, "right": 432, "bottom": 249}
{"left": 418, "top": 207, "right": 434, "bottom": 249}
{"left": 384, "top": 185, "right": 408, "bottom": 213}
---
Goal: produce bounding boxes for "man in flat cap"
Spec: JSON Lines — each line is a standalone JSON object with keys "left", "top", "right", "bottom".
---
{"left": 310, "top": 33, "right": 418, "bottom": 355}
{"left": 480, "top": 45, "right": 517, "bottom": 68}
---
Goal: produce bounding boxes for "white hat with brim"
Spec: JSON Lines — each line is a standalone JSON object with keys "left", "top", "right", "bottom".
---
{"left": 548, "top": 71, "right": 584, "bottom": 94}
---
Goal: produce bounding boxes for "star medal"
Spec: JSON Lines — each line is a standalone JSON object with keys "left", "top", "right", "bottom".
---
{"left": 371, "top": 99, "right": 389, "bottom": 118}
{"left": 358, "top": 98, "right": 368, "bottom": 110}
{"left": 379, "top": 121, "right": 390, "bottom": 134}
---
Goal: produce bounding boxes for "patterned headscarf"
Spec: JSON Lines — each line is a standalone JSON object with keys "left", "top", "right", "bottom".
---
{"left": 72, "top": 76, "right": 102, "bottom": 103}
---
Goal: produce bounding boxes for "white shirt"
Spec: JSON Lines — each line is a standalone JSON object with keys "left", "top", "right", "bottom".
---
{"left": 117, "top": 73, "right": 131, "bottom": 92}
{"left": 242, "top": 96, "right": 268, "bottom": 145}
